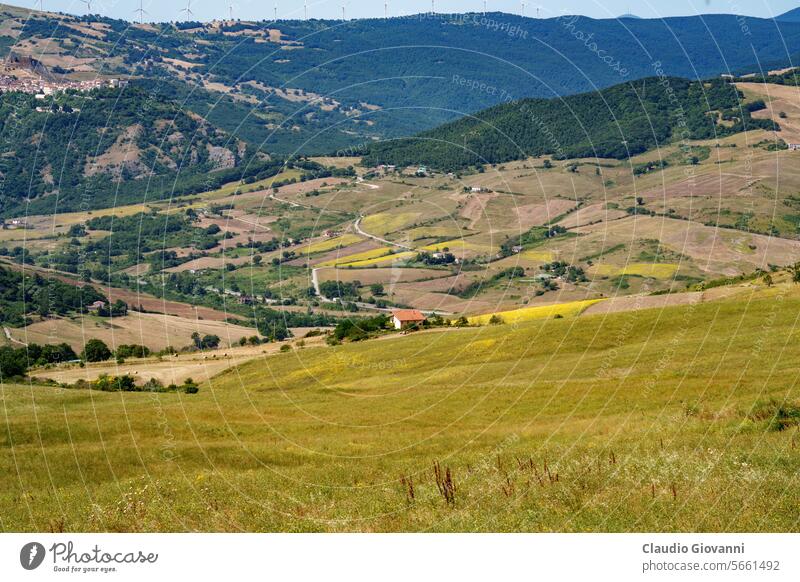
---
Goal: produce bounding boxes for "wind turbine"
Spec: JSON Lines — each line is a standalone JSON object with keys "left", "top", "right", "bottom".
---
{"left": 521, "top": 1, "right": 526, "bottom": 16}
{"left": 80, "top": 0, "right": 93, "bottom": 13}
{"left": 34, "top": 0, "right": 43, "bottom": 10}
{"left": 483, "top": 0, "right": 487, "bottom": 15}
{"left": 431, "top": 0, "right": 435, "bottom": 14}
{"left": 384, "top": 1, "right": 388, "bottom": 19}
{"left": 180, "top": 0, "right": 195, "bottom": 21}
{"left": 133, "top": 0, "right": 148, "bottom": 23}
{"left": 227, "top": 3, "right": 234, "bottom": 21}
{"left": 304, "top": 0, "right": 308, "bottom": 20}
{"left": 341, "top": 4, "right": 345, "bottom": 21}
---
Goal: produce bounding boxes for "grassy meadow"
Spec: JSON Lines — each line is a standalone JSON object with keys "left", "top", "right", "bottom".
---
{"left": 2, "top": 285, "right": 799, "bottom": 532}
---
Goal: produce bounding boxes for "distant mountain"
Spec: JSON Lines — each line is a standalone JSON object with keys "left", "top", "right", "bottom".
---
{"left": 363, "top": 78, "right": 776, "bottom": 170}
{"left": 618, "top": 14, "right": 642, "bottom": 19}
{"left": 777, "top": 7, "right": 800, "bottom": 22}
{"left": 0, "top": 6, "right": 799, "bottom": 158}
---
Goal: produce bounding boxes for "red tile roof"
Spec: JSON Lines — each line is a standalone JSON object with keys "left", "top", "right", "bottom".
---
{"left": 392, "top": 309, "right": 426, "bottom": 322}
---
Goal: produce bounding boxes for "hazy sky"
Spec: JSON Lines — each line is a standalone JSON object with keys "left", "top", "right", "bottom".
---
{"left": 11, "top": 0, "right": 799, "bottom": 22}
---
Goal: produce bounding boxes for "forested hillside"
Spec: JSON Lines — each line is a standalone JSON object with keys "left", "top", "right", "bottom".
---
{"left": 362, "top": 78, "right": 776, "bottom": 170}
{"left": 0, "top": 82, "right": 293, "bottom": 216}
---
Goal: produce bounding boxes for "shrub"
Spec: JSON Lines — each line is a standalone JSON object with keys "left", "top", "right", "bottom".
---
{"left": 93, "top": 374, "right": 137, "bottom": 392}
{"left": 115, "top": 344, "right": 151, "bottom": 359}
{"left": 747, "top": 399, "right": 800, "bottom": 432}
{"left": 143, "top": 378, "right": 166, "bottom": 392}
{"left": 182, "top": 378, "right": 200, "bottom": 394}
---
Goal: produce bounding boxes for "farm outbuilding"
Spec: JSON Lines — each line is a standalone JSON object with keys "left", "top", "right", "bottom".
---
{"left": 391, "top": 309, "right": 427, "bottom": 330}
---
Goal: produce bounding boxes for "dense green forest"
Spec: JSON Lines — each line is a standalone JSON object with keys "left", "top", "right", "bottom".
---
{"left": 362, "top": 78, "right": 777, "bottom": 170}
{"left": 0, "top": 266, "right": 107, "bottom": 327}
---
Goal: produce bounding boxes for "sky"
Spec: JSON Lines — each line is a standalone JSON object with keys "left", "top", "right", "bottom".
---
{"left": 10, "top": 0, "right": 799, "bottom": 22}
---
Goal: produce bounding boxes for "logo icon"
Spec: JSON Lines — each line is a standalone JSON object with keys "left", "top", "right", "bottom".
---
{"left": 20, "top": 542, "right": 46, "bottom": 570}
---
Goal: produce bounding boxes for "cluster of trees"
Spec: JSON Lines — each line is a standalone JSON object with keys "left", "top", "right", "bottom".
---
{"left": 256, "top": 308, "right": 336, "bottom": 342}
{"left": 84, "top": 210, "right": 221, "bottom": 269}
{"left": 191, "top": 333, "right": 220, "bottom": 351}
{"left": 75, "top": 374, "right": 200, "bottom": 394}
{"left": 115, "top": 344, "right": 151, "bottom": 359}
{"left": 0, "top": 267, "right": 108, "bottom": 327}
{"left": 97, "top": 300, "right": 129, "bottom": 317}
{"left": 319, "top": 280, "right": 360, "bottom": 300}
{"left": 500, "top": 226, "right": 568, "bottom": 257}
{"left": 541, "top": 262, "right": 588, "bottom": 283}
{"left": 332, "top": 315, "right": 389, "bottom": 342}
{"left": 416, "top": 251, "right": 456, "bottom": 266}
{"left": 0, "top": 343, "right": 79, "bottom": 379}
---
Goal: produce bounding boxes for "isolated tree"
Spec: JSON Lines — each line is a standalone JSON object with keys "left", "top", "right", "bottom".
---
{"left": 82, "top": 339, "right": 112, "bottom": 362}
{"left": 792, "top": 263, "right": 800, "bottom": 284}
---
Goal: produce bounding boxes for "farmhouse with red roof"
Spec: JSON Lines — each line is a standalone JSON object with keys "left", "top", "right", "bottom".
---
{"left": 391, "top": 309, "right": 426, "bottom": 330}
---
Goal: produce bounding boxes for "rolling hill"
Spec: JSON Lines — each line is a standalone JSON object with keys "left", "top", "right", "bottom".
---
{"left": 2, "top": 276, "right": 798, "bottom": 531}
{"left": 777, "top": 7, "right": 800, "bottom": 22}
{"left": 363, "top": 77, "right": 775, "bottom": 170}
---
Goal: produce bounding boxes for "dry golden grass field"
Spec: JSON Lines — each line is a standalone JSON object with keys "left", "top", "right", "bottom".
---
{"left": 2, "top": 279, "right": 799, "bottom": 532}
